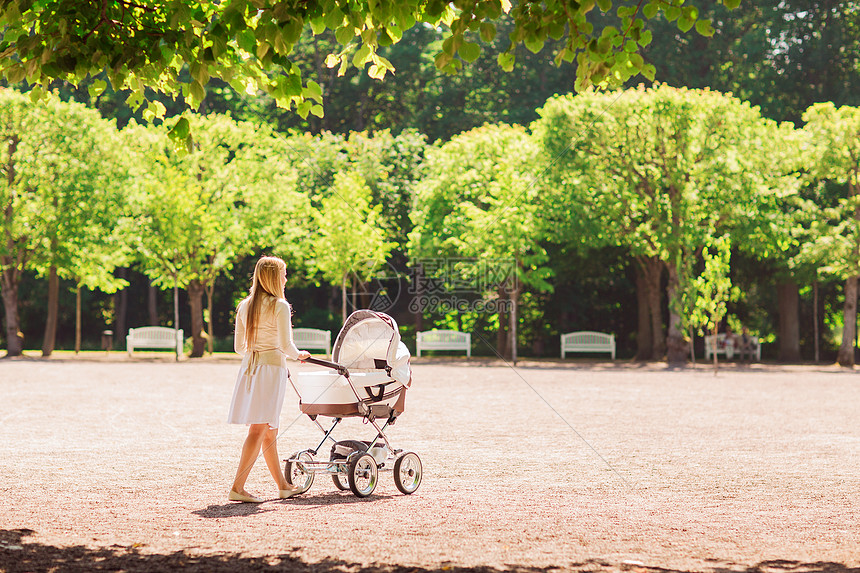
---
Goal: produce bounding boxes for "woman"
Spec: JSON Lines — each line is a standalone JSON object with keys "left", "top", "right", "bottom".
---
{"left": 227, "top": 255, "right": 311, "bottom": 502}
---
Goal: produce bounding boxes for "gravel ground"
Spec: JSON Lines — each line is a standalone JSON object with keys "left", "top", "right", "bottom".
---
{"left": 0, "top": 354, "right": 858, "bottom": 572}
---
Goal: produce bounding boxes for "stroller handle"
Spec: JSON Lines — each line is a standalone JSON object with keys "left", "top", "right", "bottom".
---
{"left": 304, "top": 356, "right": 349, "bottom": 376}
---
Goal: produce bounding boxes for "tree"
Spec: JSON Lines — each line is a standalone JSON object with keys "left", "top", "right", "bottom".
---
{"left": 800, "top": 103, "right": 860, "bottom": 367}
{"left": 0, "top": 0, "right": 738, "bottom": 142}
{"left": 639, "top": 0, "right": 860, "bottom": 125}
{"left": 125, "top": 114, "right": 307, "bottom": 357}
{"left": 686, "top": 235, "right": 738, "bottom": 372}
{"left": 409, "top": 124, "right": 551, "bottom": 359}
{"left": 312, "top": 171, "right": 394, "bottom": 322}
{"left": 534, "top": 85, "right": 788, "bottom": 363}
{"left": 0, "top": 89, "right": 128, "bottom": 356}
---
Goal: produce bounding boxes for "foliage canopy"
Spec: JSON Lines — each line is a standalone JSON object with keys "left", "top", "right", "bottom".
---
{"left": 0, "top": 0, "right": 738, "bottom": 144}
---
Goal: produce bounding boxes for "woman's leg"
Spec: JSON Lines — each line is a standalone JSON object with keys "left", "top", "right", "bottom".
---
{"left": 231, "top": 423, "right": 268, "bottom": 494}
{"left": 262, "top": 427, "right": 291, "bottom": 490}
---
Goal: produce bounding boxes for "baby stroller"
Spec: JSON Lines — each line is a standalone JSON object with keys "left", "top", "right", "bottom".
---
{"left": 284, "top": 310, "right": 422, "bottom": 498}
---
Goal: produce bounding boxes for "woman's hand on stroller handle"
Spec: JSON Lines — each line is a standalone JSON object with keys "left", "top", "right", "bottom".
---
{"left": 298, "top": 350, "right": 311, "bottom": 361}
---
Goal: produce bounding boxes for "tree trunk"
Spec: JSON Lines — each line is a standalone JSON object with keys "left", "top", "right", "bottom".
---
{"left": 496, "top": 287, "right": 508, "bottom": 358}
{"left": 777, "top": 281, "right": 801, "bottom": 362}
{"left": 148, "top": 280, "right": 159, "bottom": 325}
{"left": 413, "top": 266, "right": 424, "bottom": 333}
{"left": 644, "top": 257, "right": 665, "bottom": 359}
{"left": 813, "top": 280, "right": 820, "bottom": 364}
{"left": 711, "top": 323, "right": 719, "bottom": 375}
{"left": 115, "top": 268, "right": 128, "bottom": 342}
{"left": 1, "top": 268, "right": 23, "bottom": 356}
{"left": 837, "top": 275, "right": 858, "bottom": 367}
{"left": 75, "top": 286, "right": 82, "bottom": 354}
{"left": 509, "top": 282, "right": 520, "bottom": 365}
{"left": 634, "top": 265, "right": 652, "bottom": 361}
{"left": 187, "top": 279, "right": 206, "bottom": 358}
{"left": 341, "top": 273, "right": 348, "bottom": 323}
{"left": 665, "top": 263, "right": 687, "bottom": 365}
{"left": 42, "top": 265, "right": 59, "bottom": 357}
{"left": 1, "top": 135, "right": 23, "bottom": 356}
{"left": 634, "top": 257, "right": 663, "bottom": 360}
{"left": 205, "top": 283, "right": 215, "bottom": 355}
{"left": 173, "top": 281, "right": 180, "bottom": 361}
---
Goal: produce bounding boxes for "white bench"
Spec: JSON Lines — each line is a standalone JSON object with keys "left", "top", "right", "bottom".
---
{"left": 293, "top": 328, "right": 331, "bottom": 356}
{"left": 126, "top": 326, "right": 183, "bottom": 356}
{"left": 416, "top": 330, "right": 471, "bottom": 357}
{"left": 561, "top": 331, "right": 616, "bottom": 360}
{"left": 704, "top": 333, "right": 761, "bottom": 361}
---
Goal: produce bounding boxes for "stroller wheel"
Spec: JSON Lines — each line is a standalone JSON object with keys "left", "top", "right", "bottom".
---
{"left": 332, "top": 471, "right": 350, "bottom": 491}
{"left": 347, "top": 453, "right": 378, "bottom": 498}
{"left": 284, "top": 451, "right": 315, "bottom": 493}
{"left": 393, "top": 452, "right": 422, "bottom": 494}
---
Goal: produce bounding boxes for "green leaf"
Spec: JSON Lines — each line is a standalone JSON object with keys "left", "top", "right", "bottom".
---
{"left": 498, "top": 52, "right": 514, "bottom": 72}
{"left": 310, "top": 17, "right": 325, "bottom": 35}
{"left": 642, "top": 2, "right": 659, "bottom": 19}
{"left": 189, "top": 80, "right": 206, "bottom": 105}
{"left": 89, "top": 79, "right": 107, "bottom": 97}
{"left": 28, "top": 85, "right": 43, "bottom": 103}
{"left": 678, "top": 16, "right": 695, "bottom": 33}
{"left": 169, "top": 117, "right": 191, "bottom": 140}
{"left": 695, "top": 19, "right": 715, "bottom": 37}
{"left": 335, "top": 25, "right": 354, "bottom": 45}
{"left": 237, "top": 29, "right": 256, "bottom": 53}
{"left": 150, "top": 99, "right": 167, "bottom": 119}
{"left": 304, "top": 80, "right": 323, "bottom": 102}
{"left": 325, "top": 8, "right": 344, "bottom": 29}
{"left": 524, "top": 36, "right": 544, "bottom": 54}
{"left": 310, "top": 104, "right": 324, "bottom": 118}
{"left": 459, "top": 41, "right": 480, "bottom": 62}
{"left": 353, "top": 44, "right": 371, "bottom": 67}
{"left": 282, "top": 18, "right": 302, "bottom": 44}
{"left": 480, "top": 22, "right": 496, "bottom": 42}
{"left": 724, "top": 0, "right": 741, "bottom": 8}
{"left": 596, "top": 0, "right": 611, "bottom": 11}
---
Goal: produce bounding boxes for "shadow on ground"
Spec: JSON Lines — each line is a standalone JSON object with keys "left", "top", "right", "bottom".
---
{"left": 1, "top": 530, "right": 857, "bottom": 573}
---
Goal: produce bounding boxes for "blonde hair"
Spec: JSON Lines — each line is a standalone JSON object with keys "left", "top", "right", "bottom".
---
{"left": 242, "top": 256, "right": 287, "bottom": 348}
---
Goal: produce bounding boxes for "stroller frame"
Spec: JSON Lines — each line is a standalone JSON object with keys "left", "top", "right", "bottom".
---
{"left": 283, "top": 356, "right": 422, "bottom": 498}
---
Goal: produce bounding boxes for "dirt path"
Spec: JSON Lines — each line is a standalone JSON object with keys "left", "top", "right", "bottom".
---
{"left": 1, "top": 355, "right": 858, "bottom": 572}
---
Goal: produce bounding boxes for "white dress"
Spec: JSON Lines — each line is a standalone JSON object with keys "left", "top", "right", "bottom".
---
{"left": 227, "top": 296, "right": 301, "bottom": 429}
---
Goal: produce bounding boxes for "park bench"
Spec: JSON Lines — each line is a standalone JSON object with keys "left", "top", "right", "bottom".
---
{"left": 126, "top": 326, "right": 183, "bottom": 356}
{"left": 293, "top": 327, "right": 331, "bottom": 357}
{"left": 560, "top": 331, "right": 616, "bottom": 360}
{"left": 704, "top": 333, "right": 761, "bottom": 361}
{"left": 416, "top": 330, "right": 471, "bottom": 357}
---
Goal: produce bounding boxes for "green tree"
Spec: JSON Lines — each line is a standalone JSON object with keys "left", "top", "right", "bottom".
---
{"left": 686, "top": 235, "right": 738, "bottom": 372}
{"left": 801, "top": 103, "right": 860, "bottom": 367}
{"left": 534, "top": 85, "right": 788, "bottom": 363}
{"left": 126, "top": 114, "right": 307, "bottom": 356}
{"left": 312, "top": 171, "right": 394, "bottom": 322}
{"left": 639, "top": 0, "right": 860, "bottom": 125}
{"left": 0, "top": 89, "right": 128, "bottom": 356}
{"left": 409, "top": 124, "right": 551, "bottom": 359}
{"left": 0, "top": 0, "right": 737, "bottom": 141}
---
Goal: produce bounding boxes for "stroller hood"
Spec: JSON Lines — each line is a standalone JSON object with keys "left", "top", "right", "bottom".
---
{"left": 332, "top": 310, "right": 411, "bottom": 387}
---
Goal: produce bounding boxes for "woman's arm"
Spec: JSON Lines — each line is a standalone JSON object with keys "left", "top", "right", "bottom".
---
{"left": 276, "top": 300, "right": 302, "bottom": 360}
{"left": 234, "top": 303, "right": 247, "bottom": 356}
